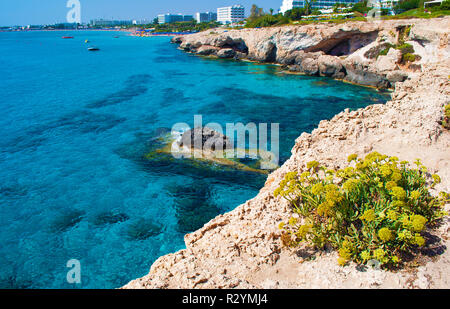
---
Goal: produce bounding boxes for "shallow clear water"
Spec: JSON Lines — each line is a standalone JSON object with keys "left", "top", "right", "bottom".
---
{"left": 0, "top": 30, "right": 390, "bottom": 288}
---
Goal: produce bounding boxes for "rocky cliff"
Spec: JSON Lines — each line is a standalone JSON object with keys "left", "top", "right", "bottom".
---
{"left": 124, "top": 17, "right": 450, "bottom": 289}
{"left": 171, "top": 18, "right": 449, "bottom": 89}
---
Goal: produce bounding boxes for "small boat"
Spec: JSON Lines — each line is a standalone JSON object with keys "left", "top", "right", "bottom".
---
{"left": 113, "top": 35, "right": 120, "bottom": 38}
{"left": 62, "top": 36, "right": 74, "bottom": 39}
{"left": 85, "top": 40, "right": 90, "bottom": 43}
{"left": 87, "top": 46, "right": 100, "bottom": 51}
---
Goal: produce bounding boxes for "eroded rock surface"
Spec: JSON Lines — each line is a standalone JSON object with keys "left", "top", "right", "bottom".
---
{"left": 171, "top": 18, "right": 449, "bottom": 89}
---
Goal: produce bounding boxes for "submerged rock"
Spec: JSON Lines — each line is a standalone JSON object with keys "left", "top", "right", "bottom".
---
{"left": 179, "top": 126, "right": 232, "bottom": 151}
{"left": 125, "top": 219, "right": 162, "bottom": 241}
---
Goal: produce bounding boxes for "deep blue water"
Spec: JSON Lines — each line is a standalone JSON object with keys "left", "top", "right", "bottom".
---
{"left": 0, "top": 30, "right": 390, "bottom": 288}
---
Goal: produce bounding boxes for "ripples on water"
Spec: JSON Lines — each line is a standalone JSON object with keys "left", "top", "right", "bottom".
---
{"left": 0, "top": 31, "right": 390, "bottom": 288}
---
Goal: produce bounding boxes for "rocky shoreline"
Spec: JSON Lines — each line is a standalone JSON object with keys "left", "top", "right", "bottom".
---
{"left": 171, "top": 18, "right": 449, "bottom": 90}
{"left": 123, "top": 17, "right": 450, "bottom": 289}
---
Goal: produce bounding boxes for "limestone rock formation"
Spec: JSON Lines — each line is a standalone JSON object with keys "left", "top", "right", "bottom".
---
{"left": 171, "top": 18, "right": 450, "bottom": 89}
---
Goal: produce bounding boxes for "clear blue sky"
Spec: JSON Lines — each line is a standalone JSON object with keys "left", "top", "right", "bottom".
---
{"left": 0, "top": 0, "right": 283, "bottom": 26}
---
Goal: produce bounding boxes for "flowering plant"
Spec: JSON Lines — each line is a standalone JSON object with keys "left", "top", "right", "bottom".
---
{"left": 275, "top": 152, "right": 449, "bottom": 268}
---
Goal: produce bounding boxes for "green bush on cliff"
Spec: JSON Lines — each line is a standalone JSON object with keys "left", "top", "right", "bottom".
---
{"left": 351, "top": 1, "right": 371, "bottom": 14}
{"left": 275, "top": 152, "right": 448, "bottom": 268}
{"left": 377, "top": 43, "right": 395, "bottom": 58}
{"left": 245, "top": 14, "right": 290, "bottom": 28}
{"left": 396, "top": 43, "right": 414, "bottom": 54}
{"left": 395, "top": 0, "right": 421, "bottom": 11}
{"left": 402, "top": 53, "right": 416, "bottom": 63}
{"left": 443, "top": 104, "right": 450, "bottom": 129}
{"left": 441, "top": 0, "right": 450, "bottom": 10}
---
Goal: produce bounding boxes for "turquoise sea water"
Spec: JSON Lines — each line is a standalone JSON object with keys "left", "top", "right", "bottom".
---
{"left": 0, "top": 30, "right": 390, "bottom": 288}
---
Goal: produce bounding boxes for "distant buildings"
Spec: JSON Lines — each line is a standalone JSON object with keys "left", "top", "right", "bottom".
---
{"left": 156, "top": 4, "right": 244, "bottom": 26}
{"left": 132, "top": 19, "right": 151, "bottom": 25}
{"left": 157, "top": 14, "right": 194, "bottom": 24}
{"left": 379, "top": 0, "right": 401, "bottom": 8}
{"left": 90, "top": 19, "right": 133, "bottom": 27}
{"left": 217, "top": 5, "right": 245, "bottom": 24}
{"left": 280, "top": 0, "right": 361, "bottom": 14}
{"left": 195, "top": 12, "right": 218, "bottom": 23}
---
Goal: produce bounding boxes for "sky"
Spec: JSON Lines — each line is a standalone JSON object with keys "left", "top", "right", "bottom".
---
{"left": 0, "top": 0, "right": 283, "bottom": 26}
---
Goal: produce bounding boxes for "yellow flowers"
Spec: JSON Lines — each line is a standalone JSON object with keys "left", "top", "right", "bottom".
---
{"left": 391, "top": 186, "right": 406, "bottom": 200}
{"left": 306, "top": 160, "right": 319, "bottom": 170}
{"left": 385, "top": 181, "right": 397, "bottom": 190}
{"left": 374, "top": 248, "right": 386, "bottom": 261}
{"left": 317, "top": 201, "right": 333, "bottom": 217}
{"left": 365, "top": 151, "right": 383, "bottom": 163}
{"left": 410, "top": 190, "right": 421, "bottom": 200}
{"left": 392, "top": 200, "right": 406, "bottom": 208}
{"left": 360, "top": 209, "right": 376, "bottom": 222}
{"left": 414, "top": 234, "right": 425, "bottom": 247}
{"left": 325, "top": 189, "right": 343, "bottom": 205}
{"left": 432, "top": 174, "right": 441, "bottom": 184}
{"left": 288, "top": 217, "right": 297, "bottom": 226}
{"left": 337, "top": 257, "right": 348, "bottom": 266}
{"left": 378, "top": 228, "right": 394, "bottom": 242}
{"left": 360, "top": 250, "right": 371, "bottom": 262}
{"left": 343, "top": 179, "right": 359, "bottom": 193}
{"left": 380, "top": 164, "right": 393, "bottom": 177}
{"left": 391, "top": 172, "right": 402, "bottom": 182}
{"left": 347, "top": 154, "right": 358, "bottom": 162}
{"left": 285, "top": 171, "right": 297, "bottom": 181}
{"left": 296, "top": 224, "right": 312, "bottom": 239}
{"left": 275, "top": 152, "right": 447, "bottom": 269}
{"left": 310, "top": 183, "right": 324, "bottom": 195}
{"left": 338, "top": 240, "right": 354, "bottom": 262}
{"left": 387, "top": 210, "right": 399, "bottom": 221}
{"left": 398, "top": 229, "right": 412, "bottom": 241}
{"left": 411, "top": 215, "right": 427, "bottom": 232}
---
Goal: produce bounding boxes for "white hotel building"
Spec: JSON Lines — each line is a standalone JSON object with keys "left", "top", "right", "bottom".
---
{"left": 280, "top": 0, "right": 361, "bottom": 14}
{"left": 217, "top": 5, "right": 245, "bottom": 24}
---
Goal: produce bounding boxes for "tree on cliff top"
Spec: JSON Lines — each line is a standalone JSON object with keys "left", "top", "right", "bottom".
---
{"left": 284, "top": 8, "right": 306, "bottom": 20}
{"left": 250, "top": 4, "right": 265, "bottom": 19}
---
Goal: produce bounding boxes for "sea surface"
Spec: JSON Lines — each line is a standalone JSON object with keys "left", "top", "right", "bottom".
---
{"left": 0, "top": 30, "right": 390, "bottom": 288}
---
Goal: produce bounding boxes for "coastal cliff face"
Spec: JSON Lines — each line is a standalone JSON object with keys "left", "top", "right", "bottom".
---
{"left": 171, "top": 18, "right": 449, "bottom": 89}
{"left": 124, "top": 18, "right": 450, "bottom": 289}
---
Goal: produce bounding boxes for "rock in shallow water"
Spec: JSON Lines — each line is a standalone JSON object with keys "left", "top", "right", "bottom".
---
{"left": 179, "top": 127, "right": 232, "bottom": 151}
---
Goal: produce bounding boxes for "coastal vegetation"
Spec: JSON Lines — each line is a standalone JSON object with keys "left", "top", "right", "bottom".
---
{"left": 275, "top": 152, "right": 449, "bottom": 268}
{"left": 242, "top": 1, "right": 450, "bottom": 29}
{"left": 151, "top": 20, "right": 221, "bottom": 33}
{"left": 443, "top": 104, "right": 450, "bottom": 129}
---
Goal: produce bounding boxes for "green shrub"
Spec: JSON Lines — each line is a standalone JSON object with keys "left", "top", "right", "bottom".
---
{"left": 402, "top": 52, "right": 416, "bottom": 62}
{"left": 352, "top": 1, "right": 371, "bottom": 14}
{"left": 245, "top": 14, "right": 289, "bottom": 28}
{"left": 395, "top": 0, "right": 421, "bottom": 11}
{"left": 377, "top": 43, "right": 395, "bottom": 58}
{"left": 275, "top": 152, "right": 448, "bottom": 268}
{"left": 441, "top": 0, "right": 450, "bottom": 10}
{"left": 396, "top": 43, "right": 415, "bottom": 54}
{"left": 443, "top": 104, "right": 450, "bottom": 129}
{"left": 284, "top": 8, "right": 306, "bottom": 20}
